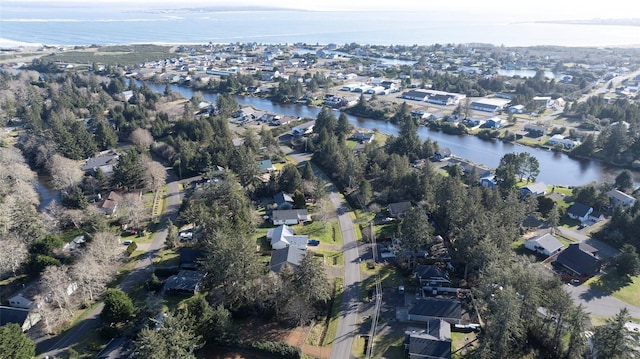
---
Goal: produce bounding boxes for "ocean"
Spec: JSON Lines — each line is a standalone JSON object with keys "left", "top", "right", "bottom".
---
{"left": 2, "top": 3, "right": 640, "bottom": 47}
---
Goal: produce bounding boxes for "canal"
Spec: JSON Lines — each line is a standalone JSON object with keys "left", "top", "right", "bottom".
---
{"left": 141, "top": 81, "right": 631, "bottom": 186}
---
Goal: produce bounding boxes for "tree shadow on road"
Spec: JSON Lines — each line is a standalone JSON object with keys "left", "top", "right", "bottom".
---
{"left": 581, "top": 270, "right": 633, "bottom": 301}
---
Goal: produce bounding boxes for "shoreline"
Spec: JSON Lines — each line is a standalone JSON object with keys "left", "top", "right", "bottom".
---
{"left": 3, "top": 36, "right": 640, "bottom": 51}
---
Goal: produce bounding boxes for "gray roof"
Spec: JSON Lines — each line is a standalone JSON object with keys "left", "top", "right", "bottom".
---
{"left": 555, "top": 243, "right": 601, "bottom": 277}
{"left": 164, "top": 270, "right": 206, "bottom": 294}
{"left": 607, "top": 189, "right": 635, "bottom": 203}
{"left": 273, "top": 191, "right": 294, "bottom": 205}
{"left": 81, "top": 151, "right": 119, "bottom": 172}
{"left": 409, "top": 298, "right": 462, "bottom": 320}
{"left": 415, "top": 265, "right": 449, "bottom": 281}
{"left": 270, "top": 246, "right": 306, "bottom": 273}
{"left": 0, "top": 306, "right": 30, "bottom": 327}
{"left": 388, "top": 201, "right": 412, "bottom": 217}
{"left": 406, "top": 321, "right": 452, "bottom": 358}
{"left": 520, "top": 182, "right": 547, "bottom": 195}
{"left": 272, "top": 209, "right": 308, "bottom": 222}
{"left": 568, "top": 202, "right": 592, "bottom": 218}
{"left": 527, "top": 233, "right": 563, "bottom": 254}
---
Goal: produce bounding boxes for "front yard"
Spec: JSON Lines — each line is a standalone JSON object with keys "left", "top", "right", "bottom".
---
{"left": 586, "top": 269, "right": 640, "bottom": 307}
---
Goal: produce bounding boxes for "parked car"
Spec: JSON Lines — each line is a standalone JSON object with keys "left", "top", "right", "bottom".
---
{"left": 308, "top": 239, "right": 320, "bottom": 246}
{"left": 122, "top": 240, "right": 133, "bottom": 245}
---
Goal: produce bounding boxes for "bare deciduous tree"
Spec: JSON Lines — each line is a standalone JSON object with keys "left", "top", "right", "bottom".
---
{"left": 41, "top": 266, "right": 76, "bottom": 318}
{"left": 0, "top": 234, "right": 28, "bottom": 278}
{"left": 48, "top": 154, "right": 84, "bottom": 190}
{"left": 141, "top": 155, "right": 167, "bottom": 191}
{"left": 118, "top": 193, "right": 148, "bottom": 229}
{"left": 129, "top": 128, "right": 154, "bottom": 150}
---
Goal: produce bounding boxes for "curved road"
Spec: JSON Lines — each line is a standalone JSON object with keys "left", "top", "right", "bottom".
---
{"left": 36, "top": 170, "right": 183, "bottom": 358}
{"left": 281, "top": 146, "right": 360, "bottom": 359}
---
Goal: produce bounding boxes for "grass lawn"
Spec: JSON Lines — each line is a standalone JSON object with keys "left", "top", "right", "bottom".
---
{"left": 294, "top": 220, "right": 343, "bottom": 246}
{"left": 558, "top": 214, "right": 581, "bottom": 228}
{"left": 370, "top": 335, "right": 405, "bottom": 359}
{"left": 316, "top": 250, "right": 344, "bottom": 267}
{"left": 586, "top": 269, "right": 640, "bottom": 307}
{"left": 555, "top": 233, "right": 576, "bottom": 247}
{"left": 452, "top": 331, "right": 479, "bottom": 358}
{"left": 153, "top": 249, "right": 180, "bottom": 266}
{"left": 323, "top": 277, "right": 344, "bottom": 347}
{"left": 359, "top": 262, "right": 407, "bottom": 301}
{"left": 548, "top": 185, "right": 573, "bottom": 197}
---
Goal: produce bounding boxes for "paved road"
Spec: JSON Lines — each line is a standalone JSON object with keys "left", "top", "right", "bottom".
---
{"left": 36, "top": 172, "right": 183, "bottom": 358}
{"left": 553, "top": 227, "right": 640, "bottom": 318}
{"left": 280, "top": 146, "right": 360, "bottom": 359}
{"left": 564, "top": 283, "right": 640, "bottom": 319}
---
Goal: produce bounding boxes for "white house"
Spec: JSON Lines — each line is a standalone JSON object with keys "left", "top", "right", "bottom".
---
{"left": 567, "top": 202, "right": 593, "bottom": 223}
{"left": 524, "top": 233, "right": 564, "bottom": 257}
{"left": 267, "top": 225, "right": 309, "bottom": 250}
{"left": 8, "top": 294, "right": 38, "bottom": 309}
{"left": 607, "top": 189, "right": 636, "bottom": 208}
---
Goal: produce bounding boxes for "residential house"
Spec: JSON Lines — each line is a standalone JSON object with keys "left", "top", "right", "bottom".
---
{"left": 407, "top": 298, "right": 462, "bottom": 325}
{"left": 567, "top": 202, "right": 593, "bottom": 223}
{"left": 272, "top": 209, "right": 309, "bottom": 226}
{"left": 415, "top": 265, "right": 450, "bottom": 288}
{"left": 524, "top": 124, "right": 546, "bottom": 137}
{"left": 63, "top": 235, "right": 86, "bottom": 252}
{"left": 261, "top": 70, "right": 280, "bottom": 81}
{"left": 508, "top": 104, "right": 525, "bottom": 114}
{"left": 291, "top": 121, "right": 315, "bottom": 136}
{"left": 0, "top": 306, "right": 41, "bottom": 332}
{"left": 353, "top": 131, "right": 375, "bottom": 144}
{"left": 520, "top": 182, "right": 547, "bottom": 198}
{"left": 274, "top": 191, "right": 294, "bottom": 209}
{"left": 8, "top": 294, "right": 38, "bottom": 309}
{"left": 485, "top": 117, "right": 503, "bottom": 129}
{"left": 81, "top": 150, "right": 120, "bottom": 175}
{"left": 405, "top": 321, "right": 452, "bottom": 359}
{"left": 270, "top": 246, "right": 306, "bottom": 273}
{"left": 267, "top": 225, "right": 309, "bottom": 250}
{"left": 433, "top": 148, "right": 452, "bottom": 161}
{"left": 547, "top": 134, "right": 580, "bottom": 149}
{"left": 163, "top": 270, "right": 207, "bottom": 296}
{"left": 258, "top": 159, "right": 276, "bottom": 173}
{"left": 524, "top": 233, "right": 563, "bottom": 257}
{"left": 554, "top": 243, "right": 601, "bottom": 278}
{"left": 99, "top": 191, "right": 121, "bottom": 215}
{"left": 388, "top": 201, "right": 413, "bottom": 218}
{"left": 607, "top": 189, "right": 636, "bottom": 208}
{"left": 533, "top": 96, "right": 551, "bottom": 107}
{"left": 448, "top": 159, "right": 492, "bottom": 178}
{"left": 479, "top": 175, "right": 497, "bottom": 189}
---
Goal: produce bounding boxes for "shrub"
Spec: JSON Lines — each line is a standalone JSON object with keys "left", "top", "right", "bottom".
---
{"left": 249, "top": 341, "right": 301, "bottom": 359}
{"left": 126, "top": 241, "right": 138, "bottom": 256}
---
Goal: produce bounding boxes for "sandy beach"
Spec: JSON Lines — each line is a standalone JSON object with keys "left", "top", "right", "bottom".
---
{"left": 0, "top": 37, "right": 43, "bottom": 49}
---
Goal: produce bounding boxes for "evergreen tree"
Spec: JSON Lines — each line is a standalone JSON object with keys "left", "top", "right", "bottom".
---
{"left": 111, "top": 149, "right": 144, "bottom": 191}
{"left": 0, "top": 323, "right": 36, "bottom": 359}
{"left": 594, "top": 308, "right": 638, "bottom": 358}
{"left": 101, "top": 288, "right": 134, "bottom": 326}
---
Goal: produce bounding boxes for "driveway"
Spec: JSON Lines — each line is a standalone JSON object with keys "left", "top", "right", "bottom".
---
{"left": 36, "top": 170, "right": 185, "bottom": 358}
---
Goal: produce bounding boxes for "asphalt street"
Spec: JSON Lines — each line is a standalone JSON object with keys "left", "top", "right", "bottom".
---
{"left": 36, "top": 171, "right": 183, "bottom": 358}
